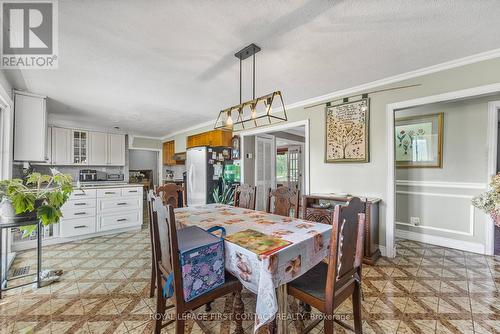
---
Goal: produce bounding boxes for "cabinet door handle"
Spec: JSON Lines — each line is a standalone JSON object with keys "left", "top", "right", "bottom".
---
{"left": 74, "top": 193, "right": 85, "bottom": 196}
{"left": 74, "top": 203, "right": 86, "bottom": 206}
{"left": 117, "top": 218, "right": 127, "bottom": 222}
{"left": 74, "top": 212, "right": 86, "bottom": 215}
{"left": 116, "top": 202, "right": 127, "bottom": 206}
{"left": 128, "top": 190, "right": 138, "bottom": 193}
{"left": 105, "top": 192, "right": 116, "bottom": 195}
{"left": 74, "top": 225, "right": 87, "bottom": 229}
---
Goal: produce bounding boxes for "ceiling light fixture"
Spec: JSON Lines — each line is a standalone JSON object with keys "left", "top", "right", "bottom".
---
{"left": 214, "top": 43, "right": 287, "bottom": 131}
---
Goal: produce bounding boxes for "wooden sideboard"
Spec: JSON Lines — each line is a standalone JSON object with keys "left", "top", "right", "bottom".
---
{"left": 302, "top": 193, "right": 381, "bottom": 265}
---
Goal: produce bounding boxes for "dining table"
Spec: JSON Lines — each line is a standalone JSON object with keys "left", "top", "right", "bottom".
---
{"left": 174, "top": 204, "right": 333, "bottom": 334}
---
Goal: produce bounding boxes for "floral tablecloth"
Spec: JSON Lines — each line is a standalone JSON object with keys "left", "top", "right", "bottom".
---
{"left": 174, "top": 204, "right": 332, "bottom": 332}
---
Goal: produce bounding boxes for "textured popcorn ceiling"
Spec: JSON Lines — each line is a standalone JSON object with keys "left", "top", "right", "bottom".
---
{"left": 6, "top": 0, "right": 500, "bottom": 137}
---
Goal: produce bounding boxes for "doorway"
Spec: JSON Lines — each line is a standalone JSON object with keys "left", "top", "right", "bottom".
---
{"left": 240, "top": 120, "right": 309, "bottom": 212}
{"left": 386, "top": 85, "right": 500, "bottom": 258}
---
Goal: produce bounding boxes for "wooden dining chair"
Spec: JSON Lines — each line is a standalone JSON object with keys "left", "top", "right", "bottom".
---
{"left": 287, "top": 197, "right": 365, "bottom": 334}
{"left": 234, "top": 184, "right": 257, "bottom": 210}
{"left": 147, "top": 190, "right": 157, "bottom": 298}
{"left": 155, "top": 183, "right": 186, "bottom": 208}
{"left": 266, "top": 186, "right": 300, "bottom": 218}
{"left": 150, "top": 195, "right": 244, "bottom": 334}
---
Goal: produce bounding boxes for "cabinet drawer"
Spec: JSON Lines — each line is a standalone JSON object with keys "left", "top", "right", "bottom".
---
{"left": 60, "top": 217, "right": 96, "bottom": 237}
{"left": 62, "top": 199, "right": 96, "bottom": 210}
{"left": 97, "top": 188, "right": 121, "bottom": 198}
{"left": 70, "top": 189, "right": 97, "bottom": 200}
{"left": 98, "top": 197, "right": 141, "bottom": 213}
{"left": 61, "top": 208, "right": 96, "bottom": 219}
{"left": 122, "top": 187, "right": 143, "bottom": 197}
{"left": 98, "top": 212, "right": 140, "bottom": 231}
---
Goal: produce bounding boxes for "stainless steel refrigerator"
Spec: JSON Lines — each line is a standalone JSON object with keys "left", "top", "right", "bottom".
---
{"left": 186, "top": 146, "right": 229, "bottom": 206}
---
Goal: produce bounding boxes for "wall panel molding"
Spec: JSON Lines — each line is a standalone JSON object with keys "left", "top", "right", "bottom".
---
{"left": 396, "top": 180, "right": 487, "bottom": 190}
{"left": 395, "top": 229, "right": 484, "bottom": 254}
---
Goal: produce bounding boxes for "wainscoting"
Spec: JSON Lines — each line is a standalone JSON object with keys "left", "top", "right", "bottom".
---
{"left": 395, "top": 180, "right": 487, "bottom": 253}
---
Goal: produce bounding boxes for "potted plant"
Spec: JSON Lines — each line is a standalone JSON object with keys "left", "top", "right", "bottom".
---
{"left": 0, "top": 168, "right": 73, "bottom": 236}
{"left": 472, "top": 173, "right": 500, "bottom": 227}
{"left": 212, "top": 178, "right": 235, "bottom": 205}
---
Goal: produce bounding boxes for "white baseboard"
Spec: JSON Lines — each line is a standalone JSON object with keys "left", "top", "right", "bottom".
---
{"left": 12, "top": 226, "right": 142, "bottom": 252}
{"left": 395, "top": 229, "right": 485, "bottom": 254}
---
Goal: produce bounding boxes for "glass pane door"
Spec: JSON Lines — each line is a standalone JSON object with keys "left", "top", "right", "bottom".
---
{"left": 73, "top": 131, "right": 88, "bottom": 164}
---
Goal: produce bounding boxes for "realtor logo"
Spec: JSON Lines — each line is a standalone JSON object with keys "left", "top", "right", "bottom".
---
{"left": 0, "top": 0, "right": 58, "bottom": 69}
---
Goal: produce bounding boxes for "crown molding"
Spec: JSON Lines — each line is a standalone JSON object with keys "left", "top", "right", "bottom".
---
{"left": 161, "top": 47, "right": 500, "bottom": 140}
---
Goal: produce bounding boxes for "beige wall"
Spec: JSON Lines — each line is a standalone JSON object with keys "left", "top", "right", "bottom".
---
{"left": 394, "top": 95, "right": 499, "bottom": 246}
{"left": 161, "top": 57, "right": 500, "bottom": 248}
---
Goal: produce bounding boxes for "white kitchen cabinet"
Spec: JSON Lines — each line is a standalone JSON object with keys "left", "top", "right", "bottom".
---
{"left": 51, "top": 127, "right": 71, "bottom": 165}
{"left": 89, "top": 131, "right": 108, "bottom": 165}
{"left": 13, "top": 91, "right": 48, "bottom": 162}
{"left": 72, "top": 130, "right": 89, "bottom": 165}
{"left": 108, "top": 133, "right": 125, "bottom": 166}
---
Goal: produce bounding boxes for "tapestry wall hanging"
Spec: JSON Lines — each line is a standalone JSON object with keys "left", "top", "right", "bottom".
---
{"left": 395, "top": 112, "right": 443, "bottom": 168}
{"left": 325, "top": 98, "right": 369, "bottom": 163}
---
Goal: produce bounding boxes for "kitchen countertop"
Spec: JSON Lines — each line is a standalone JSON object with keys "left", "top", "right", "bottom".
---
{"left": 73, "top": 182, "right": 144, "bottom": 189}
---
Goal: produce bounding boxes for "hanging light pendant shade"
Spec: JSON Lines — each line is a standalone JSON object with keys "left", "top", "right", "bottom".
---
{"left": 214, "top": 44, "right": 287, "bottom": 131}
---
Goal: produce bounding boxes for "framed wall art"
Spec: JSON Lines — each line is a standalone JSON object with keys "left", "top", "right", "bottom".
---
{"left": 325, "top": 98, "right": 369, "bottom": 163}
{"left": 395, "top": 112, "right": 443, "bottom": 168}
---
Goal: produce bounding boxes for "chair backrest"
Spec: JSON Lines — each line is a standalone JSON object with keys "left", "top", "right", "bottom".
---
{"left": 150, "top": 194, "right": 185, "bottom": 304}
{"left": 155, "top": 183, "right": 185, "bottom": 208}
{"left": 234, "top": 184, "right": 257, "bottom": 210}
{"left": 147, "top": 189, "right": 156, "bottom": 257}
{"left": 324, "top": 197, "right": 365, "bottom": 310}
{"left": 266, "top": 186, "right": 300, "bottom": 218}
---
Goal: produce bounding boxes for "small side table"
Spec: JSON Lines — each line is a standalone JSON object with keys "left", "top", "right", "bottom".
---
{"left": 0, "top": 216, "right": 42, "bottom": 298}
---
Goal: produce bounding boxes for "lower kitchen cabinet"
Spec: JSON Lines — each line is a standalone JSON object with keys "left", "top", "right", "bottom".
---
{"left": 98, "top": 211, "right": 141, "bottom": 231}
{"left": 59, "top": 185, "right": 143, "bottom": 239}
{"left": 60, "top": 217, "right": 96, "bottom": 237}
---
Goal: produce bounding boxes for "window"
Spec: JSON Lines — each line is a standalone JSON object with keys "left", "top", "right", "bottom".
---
{"left": 276, "top": 152, "right": 288, "bottom": 183}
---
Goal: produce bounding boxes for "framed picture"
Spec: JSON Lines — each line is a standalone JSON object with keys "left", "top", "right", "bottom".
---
{"left": 231, "top": 135, "right": 240, "bottom": 160}
{"left": 325, "top": 98, "right": 369, "bottom": 163}
{"left": 395, "top": 112, "right": 443, "bottom": 168}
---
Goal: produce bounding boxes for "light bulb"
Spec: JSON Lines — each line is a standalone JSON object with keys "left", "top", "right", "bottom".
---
{"left": 266, "top": 98, "right": 272, "bottom": 114}
{"left": 226, "top": 111, "right": 233, "bottom": 126}
{"left": 251, "top": 105, "right": 257, "bottom": 119}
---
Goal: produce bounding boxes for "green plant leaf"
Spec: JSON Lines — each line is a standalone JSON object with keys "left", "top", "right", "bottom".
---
{"left": 19, "top": 224, "right": 37, "bottom": 237}
{"left": 37, "top": 205, "right": 61, "bottom": 226}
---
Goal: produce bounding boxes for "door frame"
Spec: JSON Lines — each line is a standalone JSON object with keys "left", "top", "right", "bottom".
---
{"left": 486, "top": 101, "right": 500, "bottom": 255}
{"left": 386, "top": 83, "right": 500, "bottom": 258}
{"left": 254, "top": 134, "right": 276, "bottom": 211}
{"left": 239, "top": 119, "right": 310, "bottom": 195}
{"left": 128, "top": 145, "right": 163, "bottom": 187}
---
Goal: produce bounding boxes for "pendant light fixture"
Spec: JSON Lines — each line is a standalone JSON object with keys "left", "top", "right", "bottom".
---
{"left": 214, "top": 43, "right": 287, "bottom": 131}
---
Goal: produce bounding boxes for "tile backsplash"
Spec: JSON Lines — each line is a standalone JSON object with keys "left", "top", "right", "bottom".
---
{"left": 12, "top": 164, "right": 127, "bottom": 183}
{"left": 164, "top": 165, "right": 186, "bottom": 180}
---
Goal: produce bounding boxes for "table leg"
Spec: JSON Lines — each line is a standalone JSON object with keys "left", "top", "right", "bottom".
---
{"left": 37, "top": 221, "right": 41, "bottom": 289}
{"left": 0, "top": 227, "right": 3, "bottom": 299}
{"left": 277, "top": 284, "right": 288, "bottom": 334}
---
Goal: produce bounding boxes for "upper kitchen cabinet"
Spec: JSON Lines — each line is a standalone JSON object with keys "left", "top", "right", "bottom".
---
{"left": 108, "top": 133, "right": 125, "bottom": 166}
{"left": 186, "top": 129, "right": 232, "bottom": 149}
{"left": 51, "top": 127, "right": 71, "bottom": 165}
{"left": 163, "top": 140, "right": 175, "bottom": 165}
{"left": 89, "top": 131, "right": 108, "bottom": 165}
{"left": 72, "top": 130, "right": 89, "bottom": 165}
{"left": 13, "top": 91, "right": 48, "bottom": 162}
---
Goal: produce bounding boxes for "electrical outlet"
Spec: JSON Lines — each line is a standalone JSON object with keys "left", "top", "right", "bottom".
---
{"left": 410, "top": 217, "right": 421, "bottom": 226}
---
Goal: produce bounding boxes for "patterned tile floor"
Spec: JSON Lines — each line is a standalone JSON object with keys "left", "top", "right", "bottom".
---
{"left": 0, "top": 226, "right": 499, "bottom": 333}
